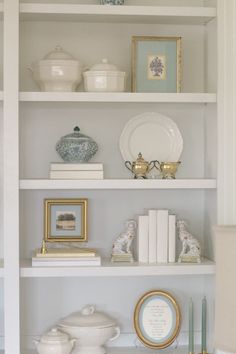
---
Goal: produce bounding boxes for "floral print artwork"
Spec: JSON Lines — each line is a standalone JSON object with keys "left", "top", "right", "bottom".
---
{"left": 148, "top": 54, "right": 166, "bottom": 80}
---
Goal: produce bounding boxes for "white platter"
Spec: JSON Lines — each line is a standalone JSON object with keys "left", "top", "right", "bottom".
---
{"left": 119, "top": 112, "right": 183, "bottom": 162}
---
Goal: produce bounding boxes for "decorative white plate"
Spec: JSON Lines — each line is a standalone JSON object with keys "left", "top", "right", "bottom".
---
{"left": 119, "top": 112, "right": 183, "bottom": 162}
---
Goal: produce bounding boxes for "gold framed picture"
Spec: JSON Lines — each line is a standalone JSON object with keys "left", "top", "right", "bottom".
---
{"left": 134, "top": 290, "right": 181, "bottom": 349}
{"left": 44, "top": 199, "right": 88, "bottom": 242}
{"left": 132, "top": 36, "right": 182, "bottom": 93}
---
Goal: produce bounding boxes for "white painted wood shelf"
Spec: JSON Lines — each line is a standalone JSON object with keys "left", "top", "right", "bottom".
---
{"left": 19, "top": 179, "right": 217, "bottom": 190}
{"left": 23, "top": 347, "right": 190, "bottom": 354}
{"left": 19, "top": 4, "right": 216, "bottom": 24}
{"left": 19, "top": 92, "right": 217, "bottom": 103}
{"left": 0, "top": 91, "right": 3, "bottom": 101}
{"left": 20, "top": 258, "right": 215, "bottom": 278}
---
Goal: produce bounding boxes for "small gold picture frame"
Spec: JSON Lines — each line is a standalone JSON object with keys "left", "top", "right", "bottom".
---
{"left": 132, "top": 36, "right": 182, "bottom": 93}
{"left": 134, "top": 290, "right": 181, "bottom": 349}
{"left": 44, "top": 199, "right": 88, "bottom": 242}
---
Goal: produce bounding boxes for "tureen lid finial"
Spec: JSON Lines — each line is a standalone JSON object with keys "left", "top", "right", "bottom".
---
{"left": 74, "top": 126, "right": 80, "bottom": 132}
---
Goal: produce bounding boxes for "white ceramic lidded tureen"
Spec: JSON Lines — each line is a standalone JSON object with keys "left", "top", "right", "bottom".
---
{"left": 58, "top": 305, "right": 120, "bottom": 354}
{"left": 28, "top": 45, "right": 82, "bottom": 91}
{"left": 83, "top": 59, "right": 126, "bottom": 92}
{"left": 33, "top": 327, "right": 76, "bottom": 354}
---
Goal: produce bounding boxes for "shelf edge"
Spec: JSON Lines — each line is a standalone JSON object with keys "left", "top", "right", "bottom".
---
{"left": 19, "top": 92, "right": 217, "bottom": 103}
{"left": 19, "top": 179, "right": 217, "bottom": 190}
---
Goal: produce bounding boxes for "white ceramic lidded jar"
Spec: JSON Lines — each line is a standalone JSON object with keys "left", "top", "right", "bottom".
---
{"left": 28, "top": 45, "right": 82, "bottom": 92}
{"left": 58, "top": 305, "right": 120, "bottom": 354}
{"left": 33, "top": 327, "right": 76, "bottom": 354}
{"left": 83, "top": 59, "right": 126, "bottom": 92}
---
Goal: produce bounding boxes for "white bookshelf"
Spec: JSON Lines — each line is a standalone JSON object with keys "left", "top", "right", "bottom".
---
{"left": 20, "top": 258, "right": 215, "bottom": 278}
{"left": 19, "top": 4, "right": 216, "bottom": 25}
{"left": 19, "top": 179, "right": 217, "bottom": 190}
{"left": 4, "top": 1, "right": 236, "bottom": 354}
{"left": 19, "top": 92, "right": 217, "bottom": 103}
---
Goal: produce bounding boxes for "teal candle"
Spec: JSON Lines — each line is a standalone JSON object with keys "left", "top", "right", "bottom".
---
{"left": 201, "top": 297, "right": 207, "bottom": 353}
{"left": 189, "top": 298, "right": 194, "bottom": 354}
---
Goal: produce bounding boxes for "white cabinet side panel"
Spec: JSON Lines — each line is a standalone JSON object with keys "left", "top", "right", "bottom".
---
{"left": 3, "top": 1, "right": 20, "bottom": 354}
{"left": 217, "top": 0, "right": 236, "bottom": 224}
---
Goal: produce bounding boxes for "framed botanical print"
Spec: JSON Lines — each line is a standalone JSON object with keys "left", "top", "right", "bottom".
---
{"left": 132, "top": 36, "right": 182, "bottom": 93}
{"left": 44, "top": 199, "right": 87, "bottom": 242}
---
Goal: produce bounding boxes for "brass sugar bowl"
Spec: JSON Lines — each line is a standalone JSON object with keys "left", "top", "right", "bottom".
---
{"left": 125, "top": 153, "right": 156, "bottom": 179}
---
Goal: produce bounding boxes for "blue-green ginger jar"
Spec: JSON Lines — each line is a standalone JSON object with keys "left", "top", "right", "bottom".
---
{"left": 56, "top": 126, "right": 98, "bottom": 163}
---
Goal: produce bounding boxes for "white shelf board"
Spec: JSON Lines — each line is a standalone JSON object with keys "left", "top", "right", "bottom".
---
{"left": 23, "top": 347, "right": 189, "bottom": 354}
{"left": 19, "top": 4, "right": 216, "bottom": 25}
{"left": 19, "top": 179, "right": 217, "bottom": 190}
{"left": 20, "top": 258, "right": 215, "bottom": 278}
{"left": 19, "top": 92, "right": 217, "bottom": 103}
{"left": 0, "top": 91, "right": 3, "bottom": 101}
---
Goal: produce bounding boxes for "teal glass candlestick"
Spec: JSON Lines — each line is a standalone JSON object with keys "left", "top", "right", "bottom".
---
{"left": 189, "top": 298, "right": 194, "bottom": 354}
{"left": 201, "top": 297, "right": 207, "bottom": 354}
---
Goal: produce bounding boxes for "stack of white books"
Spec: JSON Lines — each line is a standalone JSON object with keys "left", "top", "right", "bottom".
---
{"left": 137, "top": 210, "right": 176, "bottom": 264}
{"left": 32, "top": 247, "right": 101, "bottom": 267}
{"left": 50, "top": 163, "right": 104, "bottom": 180}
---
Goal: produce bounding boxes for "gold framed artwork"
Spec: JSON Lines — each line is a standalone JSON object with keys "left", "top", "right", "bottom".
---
{"left": 132, "top": 36, "right": 182, "bottom": 93}
{"left": 134, "top": 290, "right": 181, "bottom": 349}
{"left": 44, "top": 199, "right": 88, "bottom": 242}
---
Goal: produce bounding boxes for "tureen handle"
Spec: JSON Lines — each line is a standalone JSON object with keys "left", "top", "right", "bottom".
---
{"left": 33, "top": 338, "right": 39, "bottom": 348}
{"left": 109, "top": 326, "right": 121, "bottom": 342}
{"left": 81, "top": 305, "right": 95, "bottom": 315}
{"left": 27, "top": 65, "right": 33, "bottom": 73}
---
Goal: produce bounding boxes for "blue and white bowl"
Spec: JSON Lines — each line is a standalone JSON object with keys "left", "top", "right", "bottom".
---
{"left": 101, "top": 0, "right": 124, "bottom": 5}
{"left": 56, "top": 126, "right": 98, "bottom": 163}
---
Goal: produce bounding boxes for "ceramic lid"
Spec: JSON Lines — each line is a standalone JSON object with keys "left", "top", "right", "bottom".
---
{"left": 61, "top": 126, "right": 92, "bottom": 142}
{"left": 43, "top": 45, "right": 75, "bottom": 60}
{"left": 40, "top": 328, "right": 70, "bottom": 343}
{"left": 59, "top": 305, "right": 117, "bottom": 328}
{"left": 89, "top": 59, "right": 120, "bottom": 72}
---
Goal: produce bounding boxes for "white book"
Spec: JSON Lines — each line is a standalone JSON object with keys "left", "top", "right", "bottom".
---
{"left": 50, "top": 170, "right": 104, "bottom": 179}
{"left": 148, "top": 210, "right": 157, "bottom": 263}
{"left": 168, "top": 215, "right": 176, "bottom": 263}
{"left": 35, "top": 248, "right": 96, "bottom": 258}
{"left": 32, "top": 256, "right": 100, "bottom": 262}
{"left": 137, "top": 215, "right": 149, "bottom": 263}
{"left": 32, "top": 257, "right": 101, "bottom": 267}
{"left": 50, "top": 163, "right": 103, "bottom": 171}
{"left": 156, "top": 210, "right": 169, "bottom": 263}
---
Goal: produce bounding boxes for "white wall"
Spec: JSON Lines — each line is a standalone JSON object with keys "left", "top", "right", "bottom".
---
{"left": 19, "top": 103, "right": 206, "bottom": 179}
{"left": 20, "top": 22, "right": 206, "bottom": 93}
{"left": 20, "top": 276, "right": 215, "bottom": 350}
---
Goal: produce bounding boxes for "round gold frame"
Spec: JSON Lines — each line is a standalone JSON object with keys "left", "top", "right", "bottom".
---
{"left": 134, "top": 290, "right": 181, "bottom": 349}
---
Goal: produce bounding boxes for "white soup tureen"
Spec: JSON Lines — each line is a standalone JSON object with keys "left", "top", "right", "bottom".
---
{"left": 58, "top": 305, "right": 120, "bottom": 354}
{"left": 28, "top": 45, "right": 82, "bottom": 92}
{"left": 83, "top": 59, "right": 126, "bottom": 92}
{"left": 33, "top": 327, "right": 76, "bottom": 354}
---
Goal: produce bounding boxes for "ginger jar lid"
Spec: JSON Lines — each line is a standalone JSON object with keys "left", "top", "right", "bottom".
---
{"left": 40, "top": 328, "right": 70, "bottom": 343}
{"left": 89, "top": 59, "right": 120, "bottom": 72}
{"left": 59, "top": 305, "right": 117, "bottom": 329}
{"left": 43, "top": 45, "right": 75, "bottom": 60}
{"left": 61, "top": 126, "right": 92, "bottom": 142}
